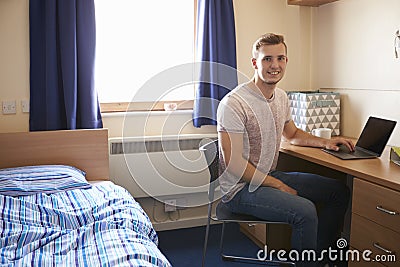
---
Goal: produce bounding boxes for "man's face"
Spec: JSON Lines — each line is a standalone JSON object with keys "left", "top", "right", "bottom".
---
{"left": 252, "top": 43, "right": 288, "bottom": 86}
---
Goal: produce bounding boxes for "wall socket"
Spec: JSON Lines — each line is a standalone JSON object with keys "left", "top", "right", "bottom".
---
{"left": 2, "top": 100, "right": 16, "bottom": 114}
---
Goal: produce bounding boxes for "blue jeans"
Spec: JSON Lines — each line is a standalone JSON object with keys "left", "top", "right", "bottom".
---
{"left": 226, "top": 170, "right": 350, "bottom": 266}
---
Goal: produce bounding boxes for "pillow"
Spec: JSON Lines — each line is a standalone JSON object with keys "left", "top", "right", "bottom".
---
{"left": 0, "top": 165, "right": 92, "bottom": 197}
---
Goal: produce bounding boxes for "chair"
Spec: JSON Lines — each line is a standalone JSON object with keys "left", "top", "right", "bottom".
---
{"left": 200, "top": 139, "right": 295, "bottom": 267}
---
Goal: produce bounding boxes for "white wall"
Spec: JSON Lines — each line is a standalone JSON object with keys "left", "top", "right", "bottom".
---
{"left": 103, "top": 110, "right": 216, "bottom": 138}
{"left": 312, "top": 0, "right": 400, "bottom": 145}
{"left": 312, "top": 0, "right": 400, "bottom": 90}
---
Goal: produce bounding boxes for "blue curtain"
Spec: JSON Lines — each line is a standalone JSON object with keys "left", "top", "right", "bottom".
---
{"left": 29, "top": 0, "right": 103, "bottom": 131}
{"left": 193, "top": 0, "right": 238, "bottom": 128}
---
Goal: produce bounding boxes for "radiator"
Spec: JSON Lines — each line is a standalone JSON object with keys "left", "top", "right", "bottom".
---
{"left": 109, "top": 133, "right": 217, "bottom": 199}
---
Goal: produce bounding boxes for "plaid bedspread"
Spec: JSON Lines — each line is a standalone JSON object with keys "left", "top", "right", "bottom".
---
{"left": 0, "top": 181, "right": 171, "bottom": 267}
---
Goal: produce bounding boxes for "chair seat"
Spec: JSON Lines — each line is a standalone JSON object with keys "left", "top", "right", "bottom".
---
{"left": 216, "top": 202, "right": 267, "bottom": 222}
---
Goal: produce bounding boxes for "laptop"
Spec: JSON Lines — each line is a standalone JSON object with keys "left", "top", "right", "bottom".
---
{"left": 322, "top": 116, "right": 397, "bottom": 160}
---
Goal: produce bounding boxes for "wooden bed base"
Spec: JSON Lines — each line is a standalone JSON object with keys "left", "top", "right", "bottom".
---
{"left": 0, "top": 129, "right": 109, "bottom": 181}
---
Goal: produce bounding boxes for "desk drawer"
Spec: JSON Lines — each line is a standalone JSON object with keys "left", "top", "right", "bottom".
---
{"left": 352, "top": 178, "right": 400, "bottom": 233}
{"left": 350, "top": 214, "right": 399, "bottom": 267}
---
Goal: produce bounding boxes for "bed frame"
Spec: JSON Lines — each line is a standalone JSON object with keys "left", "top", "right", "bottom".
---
{"left": 0, "top": 129, "right": 109, "bottom": 181}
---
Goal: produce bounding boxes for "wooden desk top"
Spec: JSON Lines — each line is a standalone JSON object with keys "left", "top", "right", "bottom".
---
{"left": 280, "top": 140, "right": 400, "bottom": 191}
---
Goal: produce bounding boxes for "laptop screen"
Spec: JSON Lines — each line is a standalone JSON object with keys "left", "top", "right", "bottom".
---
{"left": 356, "top": 116, "right": 397, "bottom": 155}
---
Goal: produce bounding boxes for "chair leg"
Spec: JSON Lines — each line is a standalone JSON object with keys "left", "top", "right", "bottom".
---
{"left": 219, "top": 222, "right": 296, "bottom": 266}
{"left": 201, "top": 203, "right": 213, "bottom": 267}
{"left": 219, "top": 222, "right": 228, "bottom": 260}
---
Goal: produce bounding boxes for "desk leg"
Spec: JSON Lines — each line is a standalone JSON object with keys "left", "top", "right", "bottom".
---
{"left": 342, "top": 174, "right": 354, "bottom": 241}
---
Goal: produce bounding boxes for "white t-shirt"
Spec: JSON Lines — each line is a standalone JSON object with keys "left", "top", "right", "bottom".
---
{"left": 217, "top": 81, "right": 292, "bottom": 202}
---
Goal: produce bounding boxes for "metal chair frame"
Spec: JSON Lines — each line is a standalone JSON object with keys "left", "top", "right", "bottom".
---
{"left": 200, "top": 139, "right": 295, "bottom": 267}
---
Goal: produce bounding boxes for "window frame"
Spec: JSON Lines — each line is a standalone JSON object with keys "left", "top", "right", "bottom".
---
{"left": 100, "top": 100, "right": 194, "bottom": 113}
{"left": 97, "top": 0, "right": 198, "bottom": 113}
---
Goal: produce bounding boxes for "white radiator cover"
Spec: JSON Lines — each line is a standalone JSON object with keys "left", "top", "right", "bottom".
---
{"left": 109, "top": 133, "right": 217, "bottom": 199}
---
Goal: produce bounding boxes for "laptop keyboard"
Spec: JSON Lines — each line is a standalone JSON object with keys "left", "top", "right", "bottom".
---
{"left": 340, "top": 145, "right": 374, "bottom": 155}
{"left": 322, "top": 145, "right": 375, "bottom": 159}
{"left": 352, "top": 149, "right": 373, "bottom": 157}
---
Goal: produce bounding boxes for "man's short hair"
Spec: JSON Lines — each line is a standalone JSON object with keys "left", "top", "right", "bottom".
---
{"left": 252, "top": 33, "right": 287, "bottom": 58}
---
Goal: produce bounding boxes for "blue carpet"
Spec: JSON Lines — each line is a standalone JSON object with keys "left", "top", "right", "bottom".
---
{"left": 157, "top": 223, "right": 281, "bottom": 267}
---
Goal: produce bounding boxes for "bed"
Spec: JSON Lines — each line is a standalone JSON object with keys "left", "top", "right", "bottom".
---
{"left": 0, "top": 129, "right": 171, "bottom": 267}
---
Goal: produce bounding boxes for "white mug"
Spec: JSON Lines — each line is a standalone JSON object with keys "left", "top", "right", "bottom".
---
{"left": 312, "top": 128, "right": 332, "bottom": 139}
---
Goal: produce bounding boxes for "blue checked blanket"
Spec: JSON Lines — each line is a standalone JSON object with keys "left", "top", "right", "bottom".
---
{"left": 0, "top": 181, "right": 171, "bottom": 267}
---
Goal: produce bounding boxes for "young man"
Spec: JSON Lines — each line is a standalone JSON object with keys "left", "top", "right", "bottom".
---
{"left": 217, "top": 33, "right": 354, "bottom": 267}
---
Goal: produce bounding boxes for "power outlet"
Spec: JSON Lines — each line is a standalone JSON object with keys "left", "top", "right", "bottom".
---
{"left": 164, "top": 199, "right": 177, "bottom": 212}
{"left": 2, "top": 100, "right": 16, "bottom": 114}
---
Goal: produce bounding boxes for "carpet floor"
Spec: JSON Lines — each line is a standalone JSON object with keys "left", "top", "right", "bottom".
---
{"left": 157, "top": 223, "right": 282, "bottom": 267}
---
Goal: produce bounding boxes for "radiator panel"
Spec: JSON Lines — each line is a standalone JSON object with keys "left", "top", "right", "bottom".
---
{"left": 109, "top": 134, "right": 217, "bottom": 198}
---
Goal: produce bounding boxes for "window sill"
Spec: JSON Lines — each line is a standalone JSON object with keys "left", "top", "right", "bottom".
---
{"left": 101, "top": 109, "right": 193, "bottom": 118}
{"left": 100, "top": 100, "right": 194, "bottom": 113}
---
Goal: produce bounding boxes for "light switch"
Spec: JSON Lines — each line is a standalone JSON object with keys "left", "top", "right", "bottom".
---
{"left": 21, "top": 100, "right": 29, "bottom": 113}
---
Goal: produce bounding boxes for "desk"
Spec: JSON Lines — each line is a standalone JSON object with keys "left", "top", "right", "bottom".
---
{"left": 279, "top": 140, "right": 400, "bottom": 192}
{"left": 240, "top": 141, "right": 400, "bottom": 267}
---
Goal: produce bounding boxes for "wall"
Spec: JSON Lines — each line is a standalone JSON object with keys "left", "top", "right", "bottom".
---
{"left": 0, "top": 0, "right": 29, "bottom": 132}
{"left": 233, "top": 0, "right": 312, "bottom": 91}
{"left": 103, "top": 110, "right": 216, "bottom": 138}
{"left": 312, "top": 0, "right": 400, "bottom": 145}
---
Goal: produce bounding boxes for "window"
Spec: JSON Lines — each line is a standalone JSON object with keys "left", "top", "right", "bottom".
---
{"left": 95, "top": 0, "right": 195, "bottom": 105}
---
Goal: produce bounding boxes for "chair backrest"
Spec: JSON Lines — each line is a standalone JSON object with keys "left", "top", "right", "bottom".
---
{"left": 199, "top": 139, "right": 219, "bottom": 201}
{"left": 200, "top": 139, "right": 219, "bottom": 182}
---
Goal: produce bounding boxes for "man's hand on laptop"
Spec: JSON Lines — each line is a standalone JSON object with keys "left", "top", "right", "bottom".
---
{"left": 324, "top": 137, "right": 355, "bottom": 152}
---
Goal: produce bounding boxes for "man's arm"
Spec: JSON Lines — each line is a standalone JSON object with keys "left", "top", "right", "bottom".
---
{"left": 219, "top": 131, "right": 297, "bottom": 195}
{"left": 282, "top": 120, "right": 354, "bottom": 151}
